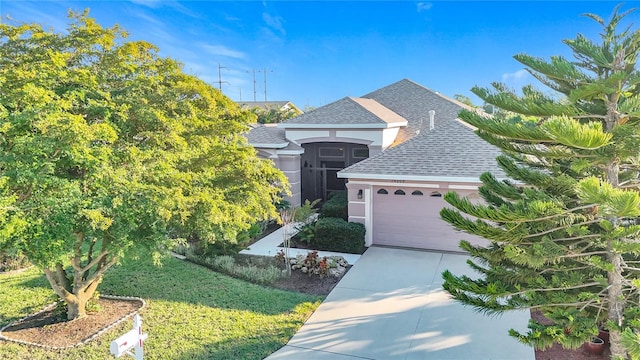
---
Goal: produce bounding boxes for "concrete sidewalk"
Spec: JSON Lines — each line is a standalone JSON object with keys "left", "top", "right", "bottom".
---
{"left": 240, "top": 224, "right": 362, "bottom": 265}
{"left": 266, "top": 247, "right": 534, "bottom": 360}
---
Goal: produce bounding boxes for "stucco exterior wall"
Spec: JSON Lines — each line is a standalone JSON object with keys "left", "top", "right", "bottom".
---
{"left": 278, "top": 154, "right": 302, "bottom": 207}
{"left": 346, "top": 178, "right": 484, "bottom": 249}
{"left": 254, "top": 146, "right": 302, "bottom": 207}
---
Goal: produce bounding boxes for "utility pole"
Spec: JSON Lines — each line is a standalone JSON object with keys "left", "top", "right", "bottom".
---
{"left": 246, "top": 69, "right": 257, "bottom": 101}
{"left": 258, "top": 68, "right": 273, "bottom": 101}
{"left": 217, "top": 63, "right": 229, "bottom": 90}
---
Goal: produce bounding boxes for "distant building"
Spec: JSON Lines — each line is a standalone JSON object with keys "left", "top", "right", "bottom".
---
{"left": 238, "top": 101, "right": 303, "bottom": 116}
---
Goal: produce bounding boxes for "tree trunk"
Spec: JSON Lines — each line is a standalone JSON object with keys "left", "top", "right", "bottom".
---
{"left": 608, "top": 252, "right": 628, "bottom": 359}
{"left": 43, "top": 265, "right": 103, "bottom": 320}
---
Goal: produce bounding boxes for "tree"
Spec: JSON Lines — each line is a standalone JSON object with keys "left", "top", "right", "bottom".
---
{"left": 0, "top": 12, "right": 288, "bottom": 320}
{"left": 249, "top": 106, "right": 299, "bottom": 124}
{"left": 440, "top": 5, "right": 640, "bottom": 359}
{"left": 454, "top": 93, "right": 476, "bottom": 107}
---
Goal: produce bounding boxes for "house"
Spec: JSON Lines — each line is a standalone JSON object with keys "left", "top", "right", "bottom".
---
{"left": 238, "top": 101, "right": 303, "bottom": 116}
{"left": 247, "top": 79, "right": 505, "bottom": 252}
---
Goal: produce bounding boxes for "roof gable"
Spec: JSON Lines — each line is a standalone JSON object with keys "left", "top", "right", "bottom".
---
{"left": 338, "top": 119, "right": 506, "bottom": 181}
{"left": 362, "top": 79, "right": 476, "bottom": 143}
{"left": 280, "top": 97, "right": 406, "bottom": 129}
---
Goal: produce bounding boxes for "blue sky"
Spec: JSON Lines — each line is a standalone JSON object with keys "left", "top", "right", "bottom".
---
{"left": 1, "top": 1, "right": 637, "bottom": 109}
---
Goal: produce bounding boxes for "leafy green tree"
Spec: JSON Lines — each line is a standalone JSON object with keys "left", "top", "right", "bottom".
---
{"left": 249, "top": 106, "right": 298, "bottom": 124}
{"left": 454, "top": 93, "right": 476, "bottom": 107}
{"left": 0, "top": 12, "right": 287, "bottom": 320}
{"left": 440, "top": 6, "right": 640, "bottom": 359}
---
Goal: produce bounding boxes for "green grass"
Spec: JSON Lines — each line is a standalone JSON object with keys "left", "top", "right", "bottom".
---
{"left": 0, "top": 255, "right": 321, "bottom": 360}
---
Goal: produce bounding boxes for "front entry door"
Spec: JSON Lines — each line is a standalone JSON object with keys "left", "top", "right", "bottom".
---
{"left": 321, "top": 161, "right": 345, "bottom": 200}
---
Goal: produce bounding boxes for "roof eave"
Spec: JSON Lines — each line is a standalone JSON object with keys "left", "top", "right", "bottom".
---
{"left": 276, "top": 149, "right": 305, "bottom": 155}
{"left": 279, "top": 122, "right": 407, "bottom": 129}
{"left": 250, "top": 142, "right": 290, "bottom": 149}
{"left": 337, "top": 172, "right": 484, "bottom": 183}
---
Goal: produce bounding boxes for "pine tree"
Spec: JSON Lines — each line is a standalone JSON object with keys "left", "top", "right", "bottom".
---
{"left": 441, "top": 5, "right": 640, "bottom": 359}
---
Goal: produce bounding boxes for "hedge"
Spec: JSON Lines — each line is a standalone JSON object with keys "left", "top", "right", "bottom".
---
{"left": 314, "top": 217, "right": 365, "bottom": 254}
{"left": 319, "top": 192, "right": 348, "bottom": 220}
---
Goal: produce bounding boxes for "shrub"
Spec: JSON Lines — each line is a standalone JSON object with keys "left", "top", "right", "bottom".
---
{"left": 189, "top": 222, "right": 265, "bottom": 257}
{"left": 319, "top": 192, "right": 348, "bottom": 220}
{"left": 295, "top": 221, "right": 317, "bottom": 244}
{"left": 0, "top": 251, "right": 30, "bottom": 272}
{"left": 184, "top": 252, "right": 286, "bottom": 285}
{"left": 314, "top": 217, "right": 365, "bottom": 254}
{"left": 294, "top": 199, "right": 321, "bottom": 223}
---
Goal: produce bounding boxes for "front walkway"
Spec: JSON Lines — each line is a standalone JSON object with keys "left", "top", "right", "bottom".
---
{"left": 240, "top": 225, "right": 362, "bottom": 265}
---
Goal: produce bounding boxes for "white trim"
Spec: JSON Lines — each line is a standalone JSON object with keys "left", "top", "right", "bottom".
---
{"left": 348, "top": 200, "right": 365, "bottom": 205}
{"left": 364, "top": 186, "right": 372, "bottom": 246}
{"left": 279, "top": 122, "right": 406, "bottom": 129}
{"left": 275, "top": 149, "right": 305, "bottom": 155}
{"left": 448, "top": 184, "right": 479, "bottom": 190}
{"left": 281, "top": 170, "right": 300, "bottom": 174}
{"left": 338, "top": 173, "right": 484, "bottom": 183}
{"left": 251, "top": 143, "right": 289, "bottom": 148}
{"left": 346, "top": 180, "right": 443, "bottom": 188}
{"left": 349, "top": 215, "right": 366, "bottom": 220}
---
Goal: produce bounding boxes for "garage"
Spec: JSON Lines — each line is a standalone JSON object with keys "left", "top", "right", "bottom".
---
{"left": 372, "top": 186, "right": 489, "bottom": 252}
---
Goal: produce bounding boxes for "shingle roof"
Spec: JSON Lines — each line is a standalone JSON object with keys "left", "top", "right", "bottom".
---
{"left": 245, "top": 125, "right": 291, "bottom": 149}
{"left": 338, "top": 119, "right": 506, "bottom": 181}
{"left": 281, "top": 97, "right": 406, "bottom": 128}
{"left": 362, "top": 79, "right": 478, "bottom": 145}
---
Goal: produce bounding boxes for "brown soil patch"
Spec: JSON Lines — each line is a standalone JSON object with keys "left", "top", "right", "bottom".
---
{"left": 1, "top": 297, "right": 143, "bottom": 349}
{"left": 272, "top": 265, "right": 350, "bottom": 296}
{"left": 531, "top": 310, "right": 611, "bottom": 360}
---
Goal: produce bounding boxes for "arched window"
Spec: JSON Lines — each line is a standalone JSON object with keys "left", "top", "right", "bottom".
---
{"left": 411, "top": 190, "right": 423, "bottom": 196}
{"left": 430, "top": 191, "right": 442, "bottom": 197}
{"left": 394, "top": 189, "right": 406, "bottom": 195}
{"left": 377, "top": 189, "right": 388, "bottom": 194}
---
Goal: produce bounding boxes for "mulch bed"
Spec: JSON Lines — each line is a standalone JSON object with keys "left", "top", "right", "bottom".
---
{"left": 531, "top": 310, "right": 611, "bottom": 360}
{"left": 0, "top": 297, "right": 143, "bottom": 349}
{"left": 273, "top": 266, "right": 350, "bottom": 296}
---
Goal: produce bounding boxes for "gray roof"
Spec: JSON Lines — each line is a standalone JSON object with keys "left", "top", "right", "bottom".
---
{"left": 363, "top": 79, "right": 478, "bottom": 145}
{"left": 245, "top": 125, "right": 302, "bottom": 150}
{"left": 339, "top": 119, "right": 506, "bottom": 181}
{"left": 281, "top": 97, "right": 406, "bottom": 128}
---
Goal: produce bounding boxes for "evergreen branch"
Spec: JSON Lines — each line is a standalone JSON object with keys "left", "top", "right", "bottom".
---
{"left": 573, "top": 115, "right": 607, "bottom": 119}
{"left": 510, "top": 282, "right": 603, "bottom": 297}
{"left": 562, "top": 251, "right": 609, "bottom": 259}
{"left": 539, "top": 266, "right": 593, "bottom": 274}
{"left": 529, "top": 302, "right": 600, "bottom": 310}
{"left": 523, "top": 219, "right": 601, "bottom": 239}
{"left": 552, "top": 234, "right": 601, "bottom": 242}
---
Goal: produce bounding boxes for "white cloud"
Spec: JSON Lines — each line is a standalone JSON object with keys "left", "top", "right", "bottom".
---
{"left": 262, "top": 12, "right": 286, "bottom": 36}
{"left": 200, "top": 44, "right": 246, "bottom": 59}
{"left": 129, "top": 0, "right": 164, "bottom": 9}
{"left": 502, "top": 69, "right": 528, "bottom": 82}
{"left": 129, "top": 0, "right": 201, "bottom": 19}
{"left": 3, "top": 2, "right": 68, "bottom": 31}
{"left": 417, "top": 2, "right": 432, "bottom": 12}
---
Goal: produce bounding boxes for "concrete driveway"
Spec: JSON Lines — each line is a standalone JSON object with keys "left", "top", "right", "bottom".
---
{"left": 267, "top": 246, "right": 534, "bottom": 360}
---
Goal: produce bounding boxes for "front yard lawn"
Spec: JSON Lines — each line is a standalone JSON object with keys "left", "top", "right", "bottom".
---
{"left": 0, "top": 255, "right": 321, "bottom": 360}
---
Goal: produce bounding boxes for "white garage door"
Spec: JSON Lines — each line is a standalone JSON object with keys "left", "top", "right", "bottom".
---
{"left": 372, "top": 186, "right": 488, "bottom": 252}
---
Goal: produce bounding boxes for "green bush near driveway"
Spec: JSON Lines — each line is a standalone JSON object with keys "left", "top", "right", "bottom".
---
{"left": 0, "top": 255, "right": 320, "bottom": 360}
{"left": 319, "top": 192, "right": 348, "bottom": 220}
{"left": 315, "top": 217, "right": 365, "bottom": 254}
